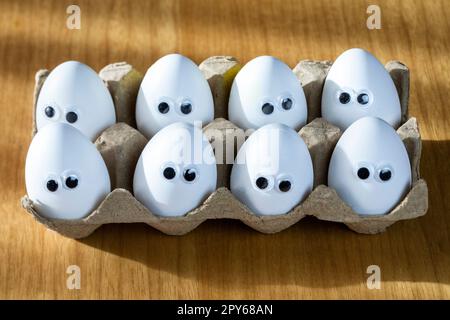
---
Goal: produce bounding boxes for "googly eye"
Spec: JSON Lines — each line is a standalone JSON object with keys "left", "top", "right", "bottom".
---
{"left": 66, "top": 111, "right": 78, "bottom": 123}
{"left": 180, "top": 102, "right": 192, "bottom": 115}
{"left": 65, "top": 175, "right": 79, "bottom": 189}
{"left": 45, "top": 106, "right": 55, "bottom": 118}
{"left": 278, "top": 180, "right": 291, "bottom": 192}
{"left": 46, "top": 179, "right": 58, "bottom": 192}
{"left": 357, "top": 167, "right": 370, "bottom": 180}
{"left": 183, "top": 168, "right": 197, "bottom": 182}
{"left": 339, "top": 92, "right": 351, "bottom": 104}
{"left": 255, "top": 176, "right": 269, "bottom": 190}
{"left": 163, "top": 166, "right": 176, "bottom": 180}
{"left": 379, "top": 168, "right": 392, "bottom": 182}
{"left": 357, "top": 93, "right": 370, "bottom": 105}
{"left": 261, "top": 103, "right": 274, "bottom": 115}
{"left": 281, "top": 98, "right": 293, "bottom": 110}
{"left": 158, "top": 102, "right": 170, "bottom": 114}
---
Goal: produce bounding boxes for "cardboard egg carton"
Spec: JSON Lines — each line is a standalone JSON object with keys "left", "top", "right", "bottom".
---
{"left": 21, "top": 57, "right": 428, "bottom": 238}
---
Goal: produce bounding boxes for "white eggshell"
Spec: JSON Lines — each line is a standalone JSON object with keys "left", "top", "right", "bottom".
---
{"left": 230, "top": 123, "right": 313, "bottom": 215}
{"left": 328, "top": 117, "right": 411, "bottom": 215}
{"left": 228, "top": 56, "right": 307, "bottom": 130}
{"left": 136, "top": 54, "right": 214, "bottom": 138}
{"left": 36, "top": 61, "right": 116, "bottom": 141}
{"left": 25, "top": 123, "right": 111, "bottom": 220}
{"left": 322, "top": 48, "right": 401, "bottom": 130}
{"left": 133, "top": 122, "right": 217, "bottom": 217}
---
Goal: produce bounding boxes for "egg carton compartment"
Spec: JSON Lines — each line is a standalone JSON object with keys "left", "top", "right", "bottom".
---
{"left": 21, "top": 56, "right": 428, "bottom": 238}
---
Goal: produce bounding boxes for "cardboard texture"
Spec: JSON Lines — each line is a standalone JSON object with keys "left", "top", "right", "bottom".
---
{"left": 199, "top": 56, "right": 242, "bottom": 119}
{"left": 293, "top": 60, "right": 333, "bottom": 123}
{"left": 21, "top": 56, "right": 428, "bottom": 238}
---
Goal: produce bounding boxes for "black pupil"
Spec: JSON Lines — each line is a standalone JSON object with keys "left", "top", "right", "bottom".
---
{"left": 183, "top": 169, "right": 196, "bottom": 182}
{"left": 357, "top": 167, "right": 370, "bottom": 180}
{"left": 180, "top": 102, "right": 192, "bottom": 115}
{"left": 262, "top": 103, "right": 274, "bottom": 115}
{"left": 379, "top": 169, "right": 392, "bottom": 181}
{"left": 163, "top": 167, "right": 176, "bottom": 180}
{"left": 256, "top": 177, "right": 268, "bottom": 189}
{"left": 339, "top": 92, "right": 351, "bottom": 104}
{"left": 46, "top": 180, "right": 58, "bottom": 192}
{"left": 45, "top": 106, "right": 55, "bottom": 118}
{"left": 279, "top": 180, "right": 291, "bottom": 192}
{"left": 357, "top": 93, "right": 369, "bottom": 105}
{"left": 281, "top": 98, "right": 293, "bottom": 110}
{"left": 158, "top": 102, "right": 170, "bottom": 114}
{"left": 66, "top": 112, "right": 78, "bottom": 123}
{"left": 65, "top": 176, "right": 78, "bottom": 189}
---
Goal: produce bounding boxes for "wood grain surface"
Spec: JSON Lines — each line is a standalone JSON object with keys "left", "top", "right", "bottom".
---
{"left": 0, "top": 0, "right": 449, "bottom": 299}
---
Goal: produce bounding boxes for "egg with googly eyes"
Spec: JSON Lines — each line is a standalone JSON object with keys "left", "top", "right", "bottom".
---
{"left": 230, "top": 123, "right": 313, "bottom": 215}
{"left": 36, "top": 61, "right": 116, "bottom": 141}
{"left": 328, "top": 117, "right": 411, "bottom": 215}
{"left": 321, "top": 48, "right": 401, "bottom": 130}
{"left": 133, "top": 122, "right": 217, "bottom": 217}
{"left": 228, "top": 56, "right": 308, "bottom": 130}
{"left": 136, "top": 54, "right": 214, "bottom": 138}
{"left": 25, "top": 123, "right": 111, "bottom": 220}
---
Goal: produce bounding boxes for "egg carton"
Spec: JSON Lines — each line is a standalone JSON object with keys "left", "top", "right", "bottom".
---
{"left": 21, "top": 57, "right": 428, "bottom": 239}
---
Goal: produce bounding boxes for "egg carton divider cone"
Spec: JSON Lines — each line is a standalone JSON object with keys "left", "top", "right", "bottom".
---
{"left": 21, "top": 57, "right": 428, "bottom": 238}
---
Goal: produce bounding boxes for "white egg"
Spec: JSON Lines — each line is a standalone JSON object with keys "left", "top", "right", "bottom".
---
{"left": 322, "top": 48, "right": 401, "bottom": 130}
{"left": 328, "top": 117, "right": 411, "bottom": 215}
{"left": 25, "top": 123, "right": 111, "bottom": 220}
{"left": 230, "top": 123, "right": 313, "bottom": 215}
{"left": 133, "top": 122, "right": 217, "bottom": 217}
{"left": 36, "top": 61, "right": 116, "bottom": 141}
{"left": 228, "top": 56, "right": 307, "bottom": 131}
{"left": 136, "top": 54, "right": 214, "bottom": 138}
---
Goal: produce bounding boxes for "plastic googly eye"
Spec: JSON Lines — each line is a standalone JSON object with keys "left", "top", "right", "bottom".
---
{"left": 281, "top": 98, "right": 293, "bottom": 110}
{"left": 357, "top": 167, "right": 370, "bottom": 180}
{"left": 46, "top": 179, "right": 58, "bottom": 192}
{"left": 158, "top": 102, "right": 170, "bottom": 114}
{"left": 65, "top": 175, "right": 79, "bottom": 189}
{"left": 261, "top": 103, "right": 274, "bottom": 115}
{"left": 339, "top": 92, "right": 351, "bottom": 104}
{"left": 357, "top": 93, "right": 370, "bottom": 105}
{"left": 180, "top": 101, "right": 193, "bottom": 115}
{"left": 66, "top": 111, "right": 78, "bottom": 123}
{"left": 278, "top": 180, "right": 292, "bottom": 192}
{"left": 183, "top": 168, "right": 197, "bottom": 182}
{"left": 256, "top": 176, "right": 269, "bottom": 189}
{"left": 45, "top": 106, "right": 55, "bottom": 118}
{"left": 163, "top": 166, "right": 176, "bottom": 180}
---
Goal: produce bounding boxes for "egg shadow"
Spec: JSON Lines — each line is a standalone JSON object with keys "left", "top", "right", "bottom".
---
{"left": 79, "top": 140, "right": 449, "bottom": 289}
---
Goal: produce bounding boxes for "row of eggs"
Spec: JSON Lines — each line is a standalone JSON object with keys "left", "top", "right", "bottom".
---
{"left": 26, "top": 47, "right": 410, "bottom": 220}
{"left": 36, "top": 47, "right": 402, "bottom": 142}
{"left": 26, "top": 116, "right": 411, "bottom": 220}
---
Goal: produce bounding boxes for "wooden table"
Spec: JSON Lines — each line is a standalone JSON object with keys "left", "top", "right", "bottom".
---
{"left": 0, "top": 0, "right": 449, "bottom": 299}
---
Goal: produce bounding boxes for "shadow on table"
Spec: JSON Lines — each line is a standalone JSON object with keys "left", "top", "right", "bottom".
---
{"left": 80, "top": 140, "right": 449, "bottom": 289}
